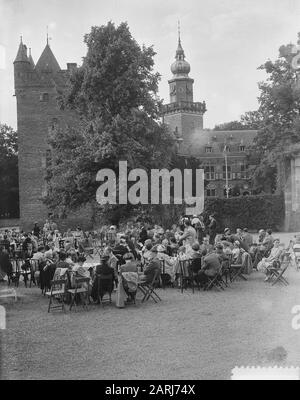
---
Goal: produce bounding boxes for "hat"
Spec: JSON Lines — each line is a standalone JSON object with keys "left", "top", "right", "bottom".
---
{"left": 157, "top": 245, "right": 166, "bottom": 252}
{"left": 150, "top": 246, "right": 158, "bottom": 253}
{"left": 192, "top": 243, "right": 200, "bottom": 251}
{"left": 124, "top": 252, "right": 134, "bottom": 260}
{"left": 224, "top": 228, "right": 230, "bottom": 233}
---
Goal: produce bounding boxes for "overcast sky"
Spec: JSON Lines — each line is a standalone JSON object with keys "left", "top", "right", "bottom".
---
{"left": 1, "top": 0, "right": 300, "bottom": 130}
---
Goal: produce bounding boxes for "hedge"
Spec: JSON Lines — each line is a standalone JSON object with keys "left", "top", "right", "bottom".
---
{"left": 202, "top": 193, "right": 285, "bottom": 232}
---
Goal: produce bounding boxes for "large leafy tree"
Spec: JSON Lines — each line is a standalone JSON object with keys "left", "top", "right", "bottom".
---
{"left": 213, "top": 111, "right": 263, "bottom": 131}
{"left": 0, "top": 124, "right": 19, "bottom": 218}
{"left": 251, "top": 36, "right": 300, "bottom": 192}
{"left": 46, "top": 22, "right": 175, "bottom": 221}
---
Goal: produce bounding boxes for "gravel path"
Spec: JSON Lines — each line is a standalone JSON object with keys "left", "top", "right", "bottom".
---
{"left": 1, "top": 263, "right": 300, "bottom": 380}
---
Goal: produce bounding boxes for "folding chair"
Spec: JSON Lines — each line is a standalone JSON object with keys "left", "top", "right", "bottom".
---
{"left": 230, "top": 262, "right": 247, "bottom": 282}
{"left": 46, "top": 279, "right": 67, "bottom": 313}
{"left": 92, "top": 239, "right": 102, "bottom": 258}
{"left": 204, "top": 269, "right": 225, "bottom": 291}
{"left": 96, "top": 273, "right": 114, "bottom": 306}
{"left": 267, "top": 254, "right": 290, "bottom": 286}
{"left": 138, "top": 269, "right": 162, "bottom": 303}
{"left": 68, "top": 277, "right": 90, "bottom": 311}
{"left": 179, "top": 259, "right": 195, "bottom": 293}
{"left": 158, "top": 259, "right": 166, "bottom": 289}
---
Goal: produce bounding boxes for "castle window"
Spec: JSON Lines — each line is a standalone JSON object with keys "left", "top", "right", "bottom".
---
{"left": 240, "top": 163, "right": 249, "bottom": 179}
{"left": 240, "top": 145, "right": 245, "bottom": 152}
{"left": 40, "top": 93, "right": 49, "bottom": 102}
{"left": 204, "top": 164, "right": 215, "bottom": 180}
{"left": 224, "top": 146, "right": 230, "bottom": 152}
{"left": 205, "top": 146, "right": 212, "bottom": 153}
{"left": 206, "top": 188, "right": 216, "bottom": 197}
{"left": 222, "top": 165, "right": 232, "bottom": 180}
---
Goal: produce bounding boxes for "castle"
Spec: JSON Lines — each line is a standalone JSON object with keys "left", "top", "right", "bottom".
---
{"left": 14, "top": 36, "right": 258, "bottom": 231}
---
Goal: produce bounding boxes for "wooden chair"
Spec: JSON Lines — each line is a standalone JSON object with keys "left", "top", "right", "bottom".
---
{"left": 96, "top": 273, "right": 114, "bottom": 306}
{"left": 267, "top": 253, "right": 291, "bottom": 286}
{"left": 138, "top": 269, "right": 162, "bottom": 303}
{"left": 46, "top": 279, "right": 67, "bottom": 313}
{"left": 230, "top": 262, "right": 247, "bottom": 282}
{"left": 7, "top": 258, "right": 22, "bottom": 287}
{"left": 68, "top": 277, "right": 90, "bottom": 311}
{"left": 179, "top": 259, "right": 195, "bottom": 293}
{"left": 29, "top": 259, "right": 39, "bottom": 287}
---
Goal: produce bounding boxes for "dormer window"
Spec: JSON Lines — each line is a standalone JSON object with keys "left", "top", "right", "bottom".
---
{"left": 205, "top": 146, "right": 212, "bottom": 153}
{"left": 40, "top": 92, "right": 49, "bottom": 102}
{"left": 240, "top": 145, "right": 245, "bottom": 152}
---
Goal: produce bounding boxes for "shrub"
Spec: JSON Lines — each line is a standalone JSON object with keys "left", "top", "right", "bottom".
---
{"left": 202, "top": 193, "right": 285, "bottom": 232}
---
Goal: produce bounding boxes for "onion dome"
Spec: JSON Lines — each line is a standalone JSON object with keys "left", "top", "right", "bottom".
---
{"left": 170, "top": 38, "right": 191, "bottom": 77}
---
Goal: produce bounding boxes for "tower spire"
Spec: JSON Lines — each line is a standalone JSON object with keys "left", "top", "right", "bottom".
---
{"left": 178, "top": 20, "right": 181, "bottom": 45}
{"left": 46, "top": 25, "right": 49, "bottom": 45}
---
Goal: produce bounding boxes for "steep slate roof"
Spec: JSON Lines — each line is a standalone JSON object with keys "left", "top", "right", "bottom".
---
{"left": 14, "top": 42, "right": 29, "bottom": 63}
{"left": 35, "top": 43, "right": 60, "bottom": 72}
{"left": 180, "top": 129, "right": 257, "bottom": 157}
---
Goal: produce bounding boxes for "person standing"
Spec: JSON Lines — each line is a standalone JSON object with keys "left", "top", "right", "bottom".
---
{"left": 33, "top": 222, "right": 41, "bottom": 238}
{"left": 208, "top": 215, "right": 217, "bottom": 245}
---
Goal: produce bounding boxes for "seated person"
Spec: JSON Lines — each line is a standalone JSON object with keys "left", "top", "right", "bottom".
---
{"left": 190, "top": 243, "right": 202, "bottom": 274}
{"left": 91, "top": 255, "right": 115, "bottom": 302}
{"left": 200, "top": 237, "right": 213, "bottom": 255}
{"left": 141, "top": 240, "right": 153, "bottom": 266}
{"left": 257, "top": 239, "right": 282, "bottom": 279}
{"left": 72, "top": 255, "right": 92, "bottom": 295}
{"left": 0, "top": 246, "right": 13, "bottom": 281}
{"left": 113, "top": 238, "right": 129, "bottom": 258}
{"left": 232, "top": 241, "right": 242, "bottom": 264}
{"left": 156, "top": 244, "right": 176, "bottom": 282}
{"left": 197, "top": 249, "right": 221, "bottom": 286}
{"left": 140, "top": 248, "right": 161, "bottom": 284}
{"left": 104, "top": 246, "right": 119, "bottom": 284}
{"left": 119, "top": 253, "right": 139, "bottom": 302}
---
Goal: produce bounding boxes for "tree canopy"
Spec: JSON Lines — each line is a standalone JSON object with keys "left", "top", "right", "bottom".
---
{"left": 0, "top": 124, "right": 19, "bottom": 218}
{"left": 46, "top": 21, "right": 175, "bottom": 220}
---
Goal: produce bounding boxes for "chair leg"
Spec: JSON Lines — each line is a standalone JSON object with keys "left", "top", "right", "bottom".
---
{"left": 48, "top": 296, "right": 52, "bottom": 313}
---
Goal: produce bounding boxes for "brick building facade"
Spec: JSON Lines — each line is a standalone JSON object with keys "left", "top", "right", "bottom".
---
{"left": 162, "top": 37, "right": 258, "bottom": 198}
{"left": 14, "top": 39, "right": 93, "bottom": 231}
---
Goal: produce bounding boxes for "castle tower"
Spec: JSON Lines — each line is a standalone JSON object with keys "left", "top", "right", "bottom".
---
{"left": 14, "top": 38, "right": 67, "bottom": 231}
{"left": 162, "top": 31, "right": 206, "bottom": 141}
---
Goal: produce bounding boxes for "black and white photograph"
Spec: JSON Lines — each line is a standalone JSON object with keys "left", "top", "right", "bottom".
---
{"left": 1, "top": 0, "right": 300, "bottom": 382}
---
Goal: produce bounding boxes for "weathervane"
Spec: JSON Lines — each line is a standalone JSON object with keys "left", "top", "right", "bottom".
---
{"left": 46, "top": 25, "right": 52, "bottom": 45}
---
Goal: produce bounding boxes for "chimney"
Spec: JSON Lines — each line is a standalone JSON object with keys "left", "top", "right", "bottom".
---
{"left": 67, "top": 63, "right": 77, "bottom": 71}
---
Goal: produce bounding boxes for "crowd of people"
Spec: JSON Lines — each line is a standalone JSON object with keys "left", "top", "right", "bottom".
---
{"left": 0, "top": 215, "right": 291, "bottom": 305}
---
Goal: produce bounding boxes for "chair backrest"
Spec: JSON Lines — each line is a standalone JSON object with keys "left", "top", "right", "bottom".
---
{"left": 74, "top": 277, "right": 90, "bottom": 289}
{"left": 159, "top": 259, "right": 165, "bottom": 274}
{"left": 29, "top": 259, "right": 39, "bottom": 272}
{"left": 179, "top": 259, "right": 191, "bottom": 276}
{"left": 50, "top": 278, "right": 67, "bottom": 292}
{"left": 97, "top": 273, "right": 114, "bottom": 294}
